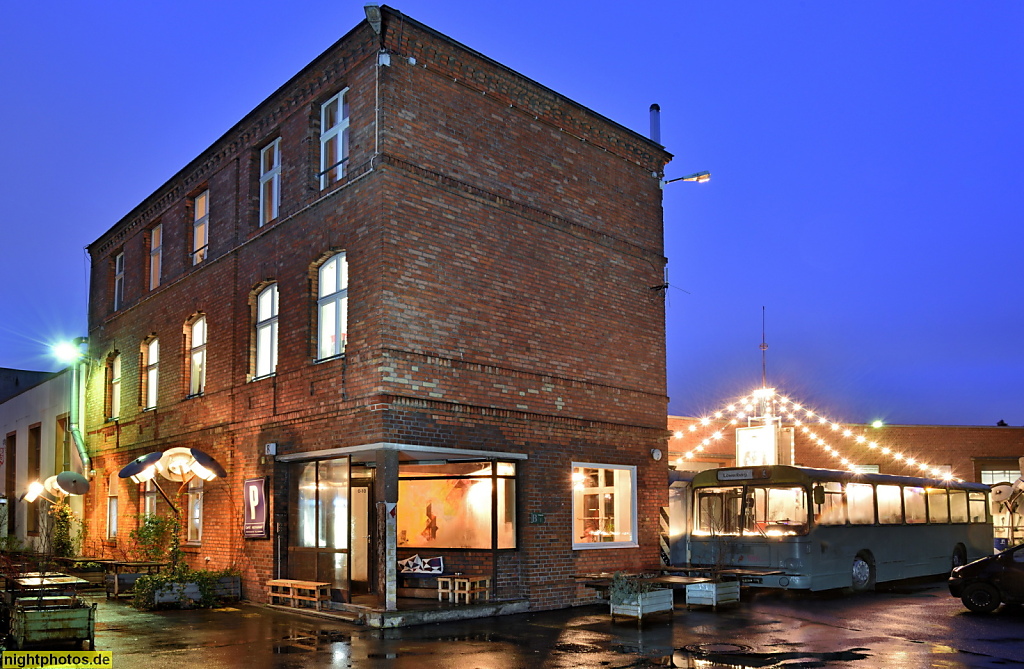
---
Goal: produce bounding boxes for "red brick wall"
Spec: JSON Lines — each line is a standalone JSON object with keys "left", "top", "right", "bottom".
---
{"left": 80, "top": 9, "right": 670, "bottom": 611}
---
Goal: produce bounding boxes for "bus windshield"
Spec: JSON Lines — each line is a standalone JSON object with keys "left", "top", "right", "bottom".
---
{"left": 695, "top": 485, "right": 809, "bottom": 536}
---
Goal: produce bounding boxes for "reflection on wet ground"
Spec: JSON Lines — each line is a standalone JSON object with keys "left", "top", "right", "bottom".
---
{"left": 82, "top": 579, "right": 1024, "bottom": 668}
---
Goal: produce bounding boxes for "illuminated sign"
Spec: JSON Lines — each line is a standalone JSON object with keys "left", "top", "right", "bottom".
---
{"left": 736, "top": 425, "right": 778, "bottom": 467}
{"left": 243, "top": 478, "right": 268, "bottom": 539}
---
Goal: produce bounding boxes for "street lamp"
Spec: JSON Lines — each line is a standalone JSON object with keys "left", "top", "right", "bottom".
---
{"left": 118, "top": 447, "right": 226, "bottom": 513}
{"left": 21, "top": 471, "right": 91, "bottom": 504}
{"left": 663, "top": 170, "right": 711, "bottom": 185}
{"left": 51, "top": 336, "right": 92, "bottom": 477}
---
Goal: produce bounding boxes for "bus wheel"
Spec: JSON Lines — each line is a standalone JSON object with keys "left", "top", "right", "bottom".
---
{"left": 851, "top": 553, "right": 875, "bottom": 592}
{"left": 961, "top": 582, "right": 1000, "bottom": 613}
{"left": 951, "top": 545, "right": 967, "bottom": 572}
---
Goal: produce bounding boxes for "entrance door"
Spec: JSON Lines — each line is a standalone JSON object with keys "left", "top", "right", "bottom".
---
{"left": 350, "top": 483, "right": 373, "bottom": 594}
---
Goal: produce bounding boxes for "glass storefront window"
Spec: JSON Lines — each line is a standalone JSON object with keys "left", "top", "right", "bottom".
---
{"left": 397, "top": 461, "right": 517, "bottom": 550}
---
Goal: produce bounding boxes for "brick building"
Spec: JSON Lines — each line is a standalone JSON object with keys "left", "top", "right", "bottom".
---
{"left": 80, "top": 6, "right": 671, "bottom": 618}
{"left": 668, "top": 414, "right": 1024, "bottom": 483}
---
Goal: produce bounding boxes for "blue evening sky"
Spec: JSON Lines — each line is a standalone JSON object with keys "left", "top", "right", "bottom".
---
{"left": 0, "top": 2, "right": 1020, "bottom": 426}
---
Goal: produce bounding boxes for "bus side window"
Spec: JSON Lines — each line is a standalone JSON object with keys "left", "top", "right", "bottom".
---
{"left": 814, "top": 481, "right": 845, "bottom": 525}
{"left": 968, "top": 491, "right": 987, "bottom": 523}
{"left": 904, "top": 486, "right": 927, "bottom": 524}
{"left": 877, "top": 484, "right": 903, "bottom": 524}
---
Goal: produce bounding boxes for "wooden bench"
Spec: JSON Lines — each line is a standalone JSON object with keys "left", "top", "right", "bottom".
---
{"left": 266, "top": 579, "right": 331, "bottom": 611}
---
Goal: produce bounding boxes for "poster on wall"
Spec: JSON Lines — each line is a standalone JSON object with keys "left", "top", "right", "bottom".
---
{"left": 736, "top": 425, "right": 778, "bottom": 467}
{"left": 243, "top": 477, "right": 269, "bottom": 539}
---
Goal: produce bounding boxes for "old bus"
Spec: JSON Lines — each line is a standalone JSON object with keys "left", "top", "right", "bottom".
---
{"left": 687, "top": 465, "right": 992, "bottom": 591}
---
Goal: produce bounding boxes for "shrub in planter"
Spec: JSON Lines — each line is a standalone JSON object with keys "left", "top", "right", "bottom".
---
{"left": 132, "top": 567, "right": 241, "bottom": 610}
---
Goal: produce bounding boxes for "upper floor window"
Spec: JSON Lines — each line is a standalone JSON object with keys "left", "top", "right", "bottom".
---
{"left": 260, "top": 139, "right": 281, "bottom": 225}
{"left": 149, "top": 224, "right": 163, "bottom": 290}
{"left": 113, "top": 252, "right": 125, "bottom": 310}
{"left": 255, "top": 283, "right": 279, "bottom": 378}
{"left": 143, "top": 338, "right": 159, "bottom": 410}
{"left": 319, "top": 90, "right": 350, "bottom": 190}
{"left": 192, "top": 190, "right": 209, "bottom": 265}
{"left": 317, "top": 253, "right": 348, "bottom": 360}
{"left": 188, "top": 316, "right": 207, "bottom": 396}
{"left": 108, "top": 354, "right": 122, "bottom": 421}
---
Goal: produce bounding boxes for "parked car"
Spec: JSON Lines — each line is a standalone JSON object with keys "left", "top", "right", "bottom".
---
{"left": 949, "top": 542, "right": 1024, "bottom": 612}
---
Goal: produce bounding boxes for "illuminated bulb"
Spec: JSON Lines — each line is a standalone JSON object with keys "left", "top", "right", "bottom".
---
{"left": 701, "top": 439, "right": 710, "bottom": 446}
{"left": 920, "top": 464, "right": 930, "bottom": 472}
{"left": 683, "top": 453, "right": 692, "bottom": 460}
{"left": 818, "top": 417, "right": 827, "bottom": 424}
{"left": 730, "top": 419, "right": 738, "bottom": 425}
{"left": 869, "top": 442, "right": 879, "bottom": 449}
{"left": 713, "top": 431, "right": 723, "bottom": 440}
{"left": 689, "top": 425, "right": 697, "bottom": 432}
{"left": 793, "top": 419, "right": 802, "bottom": 426}
{"left": 841, "top": 459, "right": 850, "bottom": 466}
{"left": 816, "top": 438, "right": 825, "bottom": 445}
{"left": 855, "top": 436, "right": 865, "bottom": 443}
{"left": 676, "top": 457, "right": 684, "bottom": 464}
{"left": 843, "top": 429, "right": 852, "bottom": 437}
{"left": 786, "top": 413, "right": 795, "bottom": 420}
{"left": 744, "top": 404, "right": 754, "bottom": 412}
{"left": 737, "top": 412, "right": 746, "bottom": 419}
{"left": 881, "top": 447, "right": 890, "bottom": 455}
{"left": 700, "top": 417, "right": 710, "bottom": 426}
{"left": 695, "top": 446, "right": 705, "bottom": 452}
{"left": 572, "top": 472, "right": 585, "bottom": 483}
{"left": 808, "top": 431, "right": 817, "bottom": 439}
{"left": 893, "top": 453, "right": 903, "bottom": 461}
{"left": 793, "top": 404, "right": 802, "bottom": 411}
{"left": 905, "top": 457, "right": 915, "bottom": 466}
{"left": 714, "top": 412, "right": 723, "bottom": 419}
{"left": 726, "top": 404, "right": 736, "bottom": 412}
{"left": 780, "top": 396, "right": 789, "bottom": 404}
{"left": 673, "top": 431, "right": 684, "bottom": 439}
{"left": 830, "top": 423, "right": 840, "bottom": 431}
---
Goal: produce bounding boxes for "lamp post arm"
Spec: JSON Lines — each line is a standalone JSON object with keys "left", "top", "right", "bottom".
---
{"left": 152, "top": 480, "right": 179, "bottom": 514}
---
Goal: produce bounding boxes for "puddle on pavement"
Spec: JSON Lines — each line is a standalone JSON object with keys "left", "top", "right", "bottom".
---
{"left": 671, "top": 643, "right": 871, "bottom": 668}
{"left": 274, "top": 628, "right": 353, "bottom": 653}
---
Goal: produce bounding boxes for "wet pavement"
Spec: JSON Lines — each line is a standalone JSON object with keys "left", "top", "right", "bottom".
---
{"left": 13, "top": 577, "right": 1024, "bottom": 668}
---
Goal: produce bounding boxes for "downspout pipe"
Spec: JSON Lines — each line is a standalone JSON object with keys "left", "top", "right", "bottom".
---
{"left": 68, "top": 352, "right": 91, "bottom": 478}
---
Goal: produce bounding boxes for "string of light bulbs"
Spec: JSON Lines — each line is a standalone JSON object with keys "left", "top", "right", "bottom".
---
{"left": 671, "top": 388, "right": 959, "bottom": 481}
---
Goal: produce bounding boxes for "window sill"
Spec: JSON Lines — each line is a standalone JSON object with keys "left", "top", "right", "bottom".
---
{"left": 185, "top": 393, "right": 204, "bottom": 400}
{"left": 250, "top": 373, "right": 276, "bottom": 383}
{"left": 572, "top": 541, "right": 639, "bottom": 551}
{"left": 315, "top": 353, "right": 346, "bottom": 364}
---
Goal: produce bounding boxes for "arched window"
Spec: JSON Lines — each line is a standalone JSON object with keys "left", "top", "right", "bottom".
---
{"left": 188, "top": 316, "right": 207, "bottom": 396}
{"left": 143, "top": 338, "right": 159, "bottom": 409}
{"left": 107, "top": 471, "right": 119, "bottom": 539}
{"left": 107, "top": 354, "right": 122, "bottom": 420}
{"left": 255, "top": 284, "right": 279, "bottom": 378}
{"left": 317, "top": 253, "right": 348, "bottom": 360}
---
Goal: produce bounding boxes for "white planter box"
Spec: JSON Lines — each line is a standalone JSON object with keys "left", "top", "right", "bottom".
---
{"left": 610, "top": 588, "right": 674, "bottom": 620}
{"left": 686, "top": 580, "right": 740, "bottom": 609}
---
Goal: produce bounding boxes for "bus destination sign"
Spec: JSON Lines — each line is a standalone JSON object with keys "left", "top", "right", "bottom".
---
{"left": 717, "top": 467, "right": 771, "bottom": 481}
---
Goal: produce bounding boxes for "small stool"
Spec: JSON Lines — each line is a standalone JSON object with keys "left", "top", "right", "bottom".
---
{"left": 451, "top": 575, "right": 491, "bottom": 604}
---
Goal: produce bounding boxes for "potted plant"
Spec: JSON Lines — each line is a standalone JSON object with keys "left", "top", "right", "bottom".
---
{"left": 685, "top": 528, "right": 740, "bottom": 610}
{"left": 608, "top": 572, "right": 673, "bottom": 620}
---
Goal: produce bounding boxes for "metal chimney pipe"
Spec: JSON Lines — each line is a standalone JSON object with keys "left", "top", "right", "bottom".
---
{"left": 649, "top": 103, "right": 661, "bottom": 144}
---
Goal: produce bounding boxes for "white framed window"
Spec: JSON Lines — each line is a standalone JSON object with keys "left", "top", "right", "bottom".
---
{"left": 141, "top": 480, "right": 157, "bottom": 517}
{"left": 108, "top": 354, "right": 121, "bottom": 420}
{"left": 107, "top": 471, "right": 119, "bottom": 539}
{"left": 259, "top": 139, "right": 281, "bottom": 225}
{"left": 188, "top": 316, "right": 207, "bottom": 396}
{"left": 571, "top": 462, "right": 637, "bottom": 549}
{"left": 113, "top": 252, "right": 125, "bottom": 310}
{"left": 192, "top": 190, "right": 209, "bottom": 264}
{"left": 981, "top": 469, "right": 1018, "bottom": 485}
{"left": 317, "top": 253, "right": 348, "bottom": 360}
{"left": 149, "top": 224, "right": 162, "bottom": 290}
{"left": 319, "top": 89, "right": 350, "bottom": 190}
{"left": 255, "top": 283, "right": 279, "bottom": 378}
{"left": 144, "top": 338, "right": 159, "bottom": 409}
{"left": 187, "top": 477, "right": 203, "bottom": 543}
